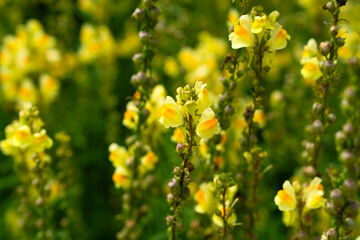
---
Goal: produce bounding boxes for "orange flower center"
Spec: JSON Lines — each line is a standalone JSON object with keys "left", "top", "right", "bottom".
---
{"left": 277, "top": 190, "right": 292, "bottom": 203}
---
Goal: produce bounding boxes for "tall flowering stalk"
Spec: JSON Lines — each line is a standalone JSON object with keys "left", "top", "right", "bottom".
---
{"left": 274, "top": 177, "right": 325, "bottom": 238}
{"left": 228, "top": 6, "right": 290, "bottom": 239}
{"left": 300, "top": 0, "right": 347, "bottom": 173}
{"left": 322, "top": 57, "right": 359, "bottom": 240}
{"left": 159, "top": 81, "right": 220, "bottom": 239}
{"left": 107, "top": 0, "right": 162, "bottom": 239}
{"left": 0, "top": 105, "right": 54, "bottom": 239}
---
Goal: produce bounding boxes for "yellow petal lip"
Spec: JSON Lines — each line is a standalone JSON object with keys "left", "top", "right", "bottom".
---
{"left": 159, "top": 96, "right": 183, "bottom": 128}
{"left": 274, "top": 180, "right": 296, "bottom": 211}
{"left": 196, "top": 108, "right": 220, "bottom": 139}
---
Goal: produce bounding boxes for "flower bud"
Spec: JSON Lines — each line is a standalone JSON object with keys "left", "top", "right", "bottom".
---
{"left": 312, "top": 120, "right": 323, "bottom": 133}
{"left": 141, "top": 108, "right": 150, "bottom": 120}
{"left": 335, "top": 131, "right": 345, "bottom": 146}
{"left": 303, "top": 165, "right": 316, "bottom": 177}
{"left": 168, "top": 178, "right": 181, "bottom": 196}
{"left": 344, "top": 217, "right": 354, "bottom": 231}
{"left": 132, "top": 53, "right": 143, "bottom": 66}
{"left": 173, "top": 167, "right": 181, "bottom": 176}
{"left": 343, "top": 179, "right": 356, "bottom": 199}
{"left": 166, "top": 215, "right": 174, "bottom": 224}
{"left": 36, "top": 197, "right": 43, "bottom": 206}
{"left": 327, "top": 113, "right": 336, "bottom": 124}
{"left": 348, "top": 57, "right": 358, "bottom": 67}
{"left": 344, "top": 200, "right": 359, "bottom": 218}
{"left": 184, "top": 176, "right": 192, "bottom": 185}
{"left": 225, "top": 105, "right": 234, "bottom": 115}
{"left": 176, "top": 142, "right": 185, "bottom": 154}
{"left": 305, "top": 142, "right": 315, "bottom": 154}
{"left": 143, "top": 0, "right": 153, "bottom": 8}
{"left": 167, "top": 193, "right": 174, "bottom": 202}
{"left": 330, "top": 25, "right": 337, "bottom": 36}
{"left": 340, "top": 150, "right": 355, "bottom": 166}
{"left": 139, "top": 31, "right": 150, "bottom": 43}
{"left": 330, "top": 189, "right": 344, "bottom": 207}
{"left": 344, "top": 87, "right": 355, "bottom": 102}
{"left": 343, "top": 122, "right": 354, "bottom": 136}
{"left": 320, "top": 41, "right": 331, "bottom": 56}
{"left": 150, "top": 7, "right": 160, "bottom": 21}
{"left": 326, "top": 228, "right": 337, "bottom": 240}
{"left": 323, "top": 2, "right": 335, "bottom": 12}
{"left": 336, "top": 37, "right": 345, "bottom": 47}
{"left": 131, "top": 8, "right": 145, "bottom": 22}
{"left": 326, "top": 201, "right": 336, "bottom": 215}
{"left": 324, "top": 60, "right": 336, "bottom": 74}
{"left": 35, "top": 219, "right": 44, "bottom": 229}
{"left": 312, "top": 102, "right": 322, "bottom": 114}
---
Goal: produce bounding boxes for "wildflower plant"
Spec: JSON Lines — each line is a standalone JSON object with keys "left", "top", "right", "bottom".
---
{"left": 160, "top": 81, "right": 220, "bottom": 239}
{"left": 301, "top": 0, "right": 348, "bottom": 172}
{"left": 0, "top": 105, "right": 54, "bottom": 239}
{"left": 107, "top": 0, "right": 161, "bottom": 239}
{"left": 322, "top": 57, "right": 360, "bottom": 240}
{"left": 275, "top": 177, "right": 325, "bottom": 238}
{"left": 226, "top": 3, "right": 290, "bottom": 238}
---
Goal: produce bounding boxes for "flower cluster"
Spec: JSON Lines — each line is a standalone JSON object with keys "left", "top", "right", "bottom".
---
{"left": 1, "top": 107, "right": 53, "bottom": 160}
{"left": 0, "top": 19, "right": 62, "bottom": 107}
{"left": 275, "top": 177, "right": 325, "bottom": 227}
{"left": 229, "top": 9, "right": 290, "bottom": 65}
{"left": 78, "top": 24, "right": 116, "bottom": 63}
{"left": 159, "top": 81, "right": 220, "bottom": 141}
{"left": 108, "top": 143, "right": 158, "bottom": 189}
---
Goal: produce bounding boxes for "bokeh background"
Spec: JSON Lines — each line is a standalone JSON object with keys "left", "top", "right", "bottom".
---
{"left": 0, "top": 0, "right": 359, "bottom": 239}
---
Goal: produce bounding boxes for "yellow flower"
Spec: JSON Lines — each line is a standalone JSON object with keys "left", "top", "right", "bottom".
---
{"left": 0, "top": 139, "right": 17, "bottom": 155}
{"left": 300, "top": 39, "right": 319, "bottom": 64}
{"left": 275, "top": 180, "right": 297, "bottom": 211}
{"left": 196, "top": 108, "right": 220, "bottom": 139}
{"left": 12, "top": 125, "right": 33, "bottom": 149}
{"left": 164, "top": 57, "right": 179, "bottom": 77}
{"left": 302, "top": 177, "right": 324, "bottom": 209}
{"left": 39, "top": 74, "right": 59, "bottom": 103}
{"left": 112, "top": 167, "right": 131, "bottom": 189}
{"left": 253, "top": 109, "right": 266, "bottom": 128}
{"left": 194, "top": 182, "right": 215, "bottom": 214}
{"left": 268, "top": 23, "right": 291, "bottom": 50}
{"left": 140, "top": 151, "right": 158, "bottom": 172}
{"left": 108, "top": 143, "right": 128, "bottom": 168}
{"left": 18, "top": 80, "right": 38, "bottom": 104}
{"left": 212, "top": 205, "right": 237, "bottom": 227}
{"left": 195, "top": 81, "right": 211, "bottom": 113}
{"left": 251, "top": 15, "right": 272, "bottom": 34}
{"left": 171, "top": 128, "right": 185, "bottom": 143}
{"left": 31, "top": 129, "right": 53, "bottom": 152}
{"left": 282, "top": 210, "right": 298, "bottom": 227}
{"left": 159, "top": 96, "right": 184, "bottom": 128}
{"left": 227, "top": 8, "right": 239, "bottom": 27}
{"left": 123, "top": 101, "right": 139, "bottom": 130}
{"left": 301, "top": 57, "right": 323, "bottom": 83}
{"left": 229, "top": 15, "right": 253, "bottom": 49}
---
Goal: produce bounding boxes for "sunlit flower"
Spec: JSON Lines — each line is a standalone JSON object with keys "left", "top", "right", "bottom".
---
{"left": 229, "top": 15, "right": 253, "bottom": 49}
{"left": 159, "top": 96, "right": 184, "bottom": 128}
{"left": 140, "top": 151, "right": 158, "bottom": 172}
{"left": 123, "top": 101, "right": 139, "bottom": 130}
{"left": 275, "top": 180, "right": 297, "bottom": 211}
{"left": 302, "top": 177, "right": 324, "bottom": 209}
{"left": 194, "top": 182, "right": 215, "bottom": 214}
{"left": 196, "top": 108, "right": 220, "bottom": 139}
{"left": 300, "top": 57, "right": 323, "bottom": 83}
{"left": 109, "top": 143, "right": 128, "bottom": 168}
{"left": 112, "top": 167, "right": 131, "bottom": 189}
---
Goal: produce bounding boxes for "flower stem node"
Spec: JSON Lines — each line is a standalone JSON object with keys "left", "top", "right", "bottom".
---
{"left": 324, "top": 60, "right": 336, "bottom": 75}
{"left": 320, "top": 41, "right": 331, "bottom": 56}
{"left": 312, "top": 120, "right": 324, "bottom": 133}
{"left": 330, "top": 189, "right": 344, "bottom": 207}
{"left": 344, "top": 200, "right": 359, "bottom": 218}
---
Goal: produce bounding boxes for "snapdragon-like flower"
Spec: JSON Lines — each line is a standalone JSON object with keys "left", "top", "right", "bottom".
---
{"left": 108, "top": 143, "right": 129, "bottom": 168}
{"left": 159, "top": 81, "right": 220, "bottom": 141}
{"left": 194, "top": 182, "right": 215, "bottom": 214}
{"left": 300, "top": 39, "right": 324, "bottom": 84}
{"left": 302, "top": 177, "right": 324, "bottom": 209}
{"left": 159, "top": 96, "right": 184, "bottom": 128}
{"left": 274, "top": 180, "right": 297, "bottom": 211}
{"left": 229, "top": 11, "right": 290, "bottom": 53}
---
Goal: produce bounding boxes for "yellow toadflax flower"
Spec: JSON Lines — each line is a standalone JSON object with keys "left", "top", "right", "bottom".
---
{"left": 274, "top": 180, "right": 297, "bottom": 211}
{"left": 112, "top": 167, "right": 131, "bottom": 189}
{"left": 229, "top": 15, "right": 254, "bottom": 49}
{"left": 31, "top": 129, "right": 53, "bottom": 152}
{"left": 159, "top": 96, "right": 184, "bottom": 128}
{"left": 171, "top": 128, "right": 185, "bottom": 143}
{"left": 12, "top": 125, "right": 33, "bottom": 149}
{"left": 108, "top": 143, "right": 128, "bottom": 168}
{"left": 300, "top": 57, "right": 323, "bottom": 83}
{"left": 268, "top": 23, "right": 291, "bottom": 51}
{"left": 194, "top": 182, "right": 215, "bottom": 214}
{"left": 140, "top": 151, "right": 158, "bottom": 172}
{"left": 302, "top": 177, "right": 324, "bottom": 209}
{"left": 196, "top": 108, "right": 220, "bottom": 139}
{"left": 123, "top": 101, "right": 139, "bottom": 130}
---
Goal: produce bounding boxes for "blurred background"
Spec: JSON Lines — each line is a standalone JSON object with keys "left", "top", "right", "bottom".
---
{"left": 0, "top": 0, "right": 359, "bottom": 239}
